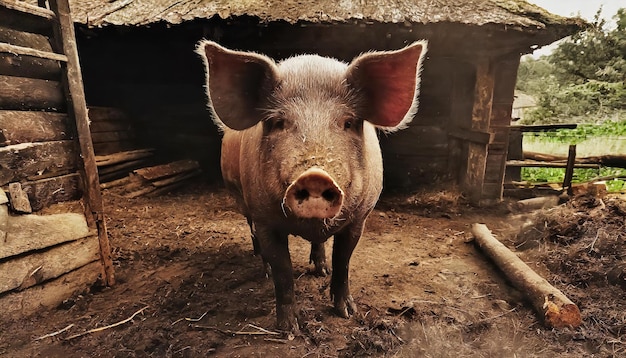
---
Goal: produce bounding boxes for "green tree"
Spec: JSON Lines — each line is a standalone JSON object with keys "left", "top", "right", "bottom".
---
{"left": 550, "top": 8, "right": 626, "bottom": 84}
{"left": 516, "top": 7, "right": 626, "bottom": 124}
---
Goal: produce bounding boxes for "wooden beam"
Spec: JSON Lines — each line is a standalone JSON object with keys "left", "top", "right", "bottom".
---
{"left": 0, "top": 236, "right": 99, "bottom": 294}
{"left": 0, "top": 42, "right": 67, "bottom": 62}
{"left": 95, "top": 148, "right": 154, "bottom": 167}
{"left": 0, "top": 75, "right": 65, "bottom": 111}
{"left": 0, "top": 212, "right": 92, "bottom": 259}
{"left": 448, "top": 128, "right": 493, "bottom": 144}
{"left": 8, "top": 182, "right": 32, "bottom": 214}
{"left": 483, "top": 56, "right": 520, "bottom": 202}
{"left": 0, "top": 0, "right": 55, "bottom": 35}
{"left": 0, "top": 111, "right": 71, "bottom": 145}
{"left": 563, "top": 145, "right": 576, "bottom": 195}
{"left": 0, "top": 25, "right": 54, "bottom": 51}
{"left": 0, "top": 53, "right": 62, "bottom": 81}
{"left": 0, "top": 261, "right": 101, "bottom": 321}
{"left": 48, "top": 0, "right": 114, "bottom": 286}
{"left": 463, "top": 60, "right": 494, "bottom": 205}
{"left": 513, "top": 124, "right": 578, "bottom": 132}
{"left": 505, "top": 160, "right": 598, "bottom": 169}
{"left": 21, "top": 173, "right": 82, "bottom": 212}
{"left": 0, "top": 141, "right": 78, "bottom": 186}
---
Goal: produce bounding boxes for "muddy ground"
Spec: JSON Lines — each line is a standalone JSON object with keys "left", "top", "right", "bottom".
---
{"left": 1, "top": 180, "right": 625, "bottom": 357}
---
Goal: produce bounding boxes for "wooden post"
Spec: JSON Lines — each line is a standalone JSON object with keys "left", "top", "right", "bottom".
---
{"left": 563, "top": 144, "right": 576, "bottom": 195}
{"left": 486, "top": 56, "right": 520, "bottom": 202}
{"left": 463, "top": 59, "right": 494, "bottom": 205}
{"left": 47, "top": 0, "right": 114, "bottom": 285}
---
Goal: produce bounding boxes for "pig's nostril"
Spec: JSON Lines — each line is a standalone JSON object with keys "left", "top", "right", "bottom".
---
{"left": 295, "top": 189, "right": 310, "bottom": 202}
{"left": 322, "top": 189, "right": 338, "bottom": 202}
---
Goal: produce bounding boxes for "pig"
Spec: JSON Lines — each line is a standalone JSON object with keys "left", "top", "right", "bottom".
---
{"left": 197, "top": 40, "right": 427, "bottom": 332}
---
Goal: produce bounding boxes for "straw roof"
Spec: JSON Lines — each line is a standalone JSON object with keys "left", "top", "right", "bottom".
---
{"left": 66, "top": 0, "right": 584, "bottom": 31}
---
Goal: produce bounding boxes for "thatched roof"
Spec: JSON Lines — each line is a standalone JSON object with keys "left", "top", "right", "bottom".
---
{"left": 66, "top": 0, "right": 583, "bottom": 31}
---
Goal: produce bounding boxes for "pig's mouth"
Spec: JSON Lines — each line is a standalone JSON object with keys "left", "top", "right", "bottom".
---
{"left": 282, "top": 167, "right": 344, "bottom": 219}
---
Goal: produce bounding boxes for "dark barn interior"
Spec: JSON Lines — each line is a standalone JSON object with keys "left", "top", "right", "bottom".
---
{"left": 70, "top": 0, "right": 584, "bottom": 203}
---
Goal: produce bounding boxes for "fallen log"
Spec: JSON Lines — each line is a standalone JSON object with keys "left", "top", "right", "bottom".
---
{"left": 470, "top": 223, "right": 582, "bottom": 328}
{"left": 510, "top": 196, "right": 560, "bottom": 212}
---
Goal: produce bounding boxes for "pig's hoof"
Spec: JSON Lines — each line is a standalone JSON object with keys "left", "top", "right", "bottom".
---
{"left": 334, "top": 294, "right": 358, "bottom": 318}
{"left": 276, "top": 304, "right": 300, "bottom": 334}
{"left": 311, "top": 261, "right": 330, "bottom": 277}
{"left": 261, "top": 259, "right": 272, "bottom": 278}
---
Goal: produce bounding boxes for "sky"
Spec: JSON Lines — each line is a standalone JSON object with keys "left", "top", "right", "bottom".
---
{"left": 526, "top": 0, "right": 624, "bottom": 56}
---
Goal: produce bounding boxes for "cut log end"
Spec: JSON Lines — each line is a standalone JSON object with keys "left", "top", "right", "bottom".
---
{"left": 543, "top": 296, "right": 582, "bottom": 328}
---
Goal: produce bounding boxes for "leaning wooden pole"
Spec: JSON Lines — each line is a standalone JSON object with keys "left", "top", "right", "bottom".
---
{"left": 471, "top": 223, "right": 581, "bottom": 328}
{"left": 48, "top": 0, "right": 115, "bottom": 285}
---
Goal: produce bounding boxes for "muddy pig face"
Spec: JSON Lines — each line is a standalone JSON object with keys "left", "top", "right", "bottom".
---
{"left": 198, "top": 41, "right": 427, "bottom": 220}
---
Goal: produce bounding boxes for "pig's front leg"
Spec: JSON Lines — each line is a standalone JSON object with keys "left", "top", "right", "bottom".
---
{"left": 257, "top": 227, "right": 299, "bottom": 332}
{"left": 330, "top": 222, "right": 363, "bottom": 318}
{"left": 309, "top": 242, "right": 330, "bottom": 276}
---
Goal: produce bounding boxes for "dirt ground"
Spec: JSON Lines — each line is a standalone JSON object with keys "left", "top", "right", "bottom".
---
{"left": 1, "top": 180, "right": 625, "bottom": 357}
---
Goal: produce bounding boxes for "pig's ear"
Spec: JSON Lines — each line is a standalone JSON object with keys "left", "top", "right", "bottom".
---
{"left": 346, "top": 41, "right": 427, "bottom": 132}
{"left": 197, "top": 40, "right": 279, "bottom": 131}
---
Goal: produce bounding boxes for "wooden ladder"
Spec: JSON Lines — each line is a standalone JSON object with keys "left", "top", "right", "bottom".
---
{"left": 0, "top": 0, "right": 114, "bottom": 285}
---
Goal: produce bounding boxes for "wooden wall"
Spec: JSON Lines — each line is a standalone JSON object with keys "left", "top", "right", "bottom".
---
{"left": 0, "top": 0, "right": 110, "bottom": 321}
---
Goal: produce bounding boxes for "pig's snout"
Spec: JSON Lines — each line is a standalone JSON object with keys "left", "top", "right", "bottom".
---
{"left": 284, "top": 168, "right": 344, "bottom": 219}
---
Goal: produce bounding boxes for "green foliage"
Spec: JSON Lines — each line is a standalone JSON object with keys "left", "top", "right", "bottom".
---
{"left": 516, "top": 7, "right": 626, "bottom": 124}
{"left": 521, "top": 167, "right": 626, "bottom": 192}
{"left": 531, "top": 119, "right": 626, "bottom": 143}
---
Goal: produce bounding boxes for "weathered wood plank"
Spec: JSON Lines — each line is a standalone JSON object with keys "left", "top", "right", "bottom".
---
{"left": 133, "top": 159, "right": 200, "bottom": 181}
{"left": 21, "top": 173, "right": 82, "bottom": 212}
{"left": 0, "top": 212, "right": 92, "bottom": 259}
{"left": 0, "top": 236, "right": 99, "bottom": 294}
{"left": 513, "top": 124, "right": 578, "bottom": 132}
{"left": 0, "top": 261, "right": 101, "bottom": 322}
{"left": 0, "top": 111, "right": 71, "bottom": 144}
{"left": 463, "top": 60, "right": 494, "bottom": 205}
{"left": 485, "top": 153, "right": 506, "bottom": 183}
{"left": 8, "top": 182, "right": 32, "bottom": 213}
{"left": 482, "top": 56, "right": 520, "bottom": 203}
{"left": 0, "top": 1, "right": 55, "bottom": 35}
{"left": 0, "top": 52, "right": 62, "bottom": 81}
{"left": 505, "top": 160, "right": 599, "bottom": 169}
{"left": 0, "top": 204, "right": 7, "bottom": 242}
{"left": 448, "top": 128, "right": 493, "bottom": 144}
{"left": 98, "top": 158, "right": 150, "bottom": 176}
{"left": 0, "top": 141, "right": 78, "bottom": 186}
{"left": 49, "top": 0, "right": 114, "bottom": 285}
{"left": 0, "top": 75, "right": 65, "bottom": 111}
{"left": 0, "top": 25, "right": 53, "bottom": 52}
{"left": 95, "top": 148, "right": 154, "bottom": 167}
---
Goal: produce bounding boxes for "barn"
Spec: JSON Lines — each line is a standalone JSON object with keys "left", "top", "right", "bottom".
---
{"left": 67, "top": 0, "right": 584, "bottom": 204}
{"left": 0, "top": 0, "right": 584, "bottom": 321}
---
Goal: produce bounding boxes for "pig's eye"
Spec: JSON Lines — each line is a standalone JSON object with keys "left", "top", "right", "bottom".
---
{"left": 344, "top": 121, "right": 352, "bottom": 130}
{"left": 265, "top": 117, "right": 286, "bottom": 132}
{"left": 273, "top": 118, "right": 285, "bottom": 130}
